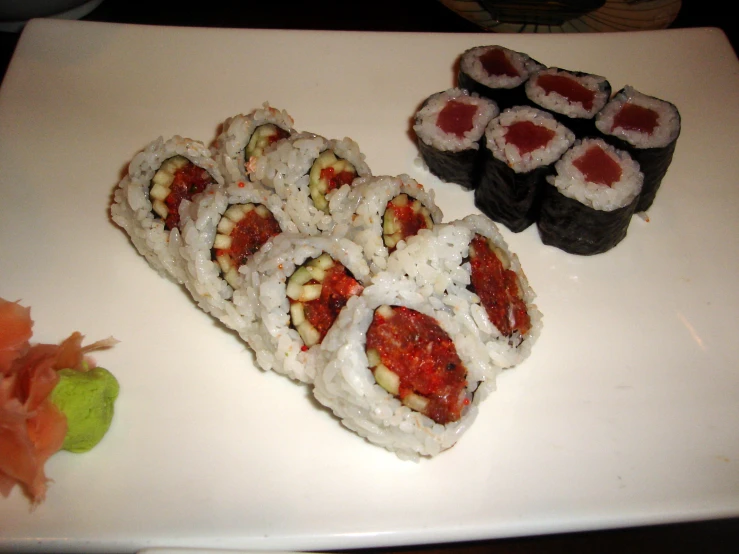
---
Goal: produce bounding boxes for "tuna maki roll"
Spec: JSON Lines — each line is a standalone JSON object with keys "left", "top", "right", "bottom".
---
{"left": 525, "top": 67, "right": 611, "bottom": 138}
{"left": 413, "top": 88, "right": 499, "bottom": 189}
{"left": 213, "top": 103, "right": 295, "bottom": 184}
{"left": 475, "top": 106, "right": 575, "bottom": 232}
{"left": 595, "top": 86, "right": 681, "bottom": 212}
{"left": 537, "top": 137, "right": 643, "bottom": 255}
{"left": 457, "top": 45, "right": 545, "bottom": 110}
{"left": 110, "top": 135, "right": 224, "bottom": 284}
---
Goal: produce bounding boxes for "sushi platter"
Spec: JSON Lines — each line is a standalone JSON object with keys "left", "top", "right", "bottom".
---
{"left": 1, "top": 18, "right": 739, "bottom": 552}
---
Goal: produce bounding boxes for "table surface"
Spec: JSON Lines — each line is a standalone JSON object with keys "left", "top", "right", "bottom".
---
{"left": 1, "top": 1, "right": 738, "bottom": 553}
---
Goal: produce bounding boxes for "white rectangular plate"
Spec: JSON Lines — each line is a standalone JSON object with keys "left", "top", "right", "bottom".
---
{"left": 1, "top": 18, "right": 738, "bottom": 553}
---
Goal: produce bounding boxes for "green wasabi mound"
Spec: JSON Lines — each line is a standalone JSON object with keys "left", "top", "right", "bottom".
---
{"left": 50, "top": 367, "right": 120, "bottom": 453}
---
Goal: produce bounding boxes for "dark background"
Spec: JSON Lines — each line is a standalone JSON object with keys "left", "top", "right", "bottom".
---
{"left": 1, "top": 0, "right": 738, "bottom": 552}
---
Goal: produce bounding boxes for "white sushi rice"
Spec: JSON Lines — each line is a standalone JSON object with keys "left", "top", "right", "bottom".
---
{"left": 595, "top": 86, "right": 681, "bottom": 149}
{"left": 547, "top": 138, "right": 643, "bottom": 211}
{"left": 387, "top": 214, "right": 542, "bottom": 370}
{"left": 179, "top": 180, "right": 298, "bottom": 333}
{"left": 460, "top": 45, "right": 544, "bottom": 90}
{"left": 233, "top": 233, "right": 371, "bottom": 384}
{"left": 413, "top": 88, "right": 499, "bottom": 152}
{"left": 212, "top": 103, "right": 295, "bottom": 184}
{"left": 313, "top": 274, "right": 495, "bottom": 461}
{"left": 110, "top": 135, "right": 224, "bottom": 284}
{"left": 249, "top": 132, "right": 371, "bottom": 236}
{"left": 341, "top": 174, "right": 444, "bottom": 274}
{"left": 485, "top": 106, "right": 576, "bottom": 174}
{"left": 526, "top": 67, "right": 610, "bottom": 119}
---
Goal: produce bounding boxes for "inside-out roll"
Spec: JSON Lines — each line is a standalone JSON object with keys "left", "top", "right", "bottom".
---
{"left": 313, "top": 273, "right": 495, "bottom": 461}
{"left": 110, "top": 135, "right": 224, "bottom": 284}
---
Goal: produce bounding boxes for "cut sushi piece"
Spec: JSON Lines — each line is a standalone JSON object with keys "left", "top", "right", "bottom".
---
{"left": 313, "top": 275, "right": 495, "bottom": 461}
{"left": 537, "top": 137, "right": 643, "bottom": 255}
{"left": 475, "top": 106, "right": 575, "bottom": 232}
{"left": 595, "top": 86, "right": 681, "bottom": 212}
{"left": 232, "top": 233, "right": 370, "bottom": 384}
{"left": 110, "top": 135, "right": 224, "bottom": 284}
{"left": 179, "top": 180, "right": 297, "bottom": 332}
{"left": 525, "top": 67, "right": 611, "bottom": 138}
{"left": 249, "top": 132, "right": 371, "bottom": 236}
{"left": 386, "top": 214, "right": 542, "bottom": 369}
{"left": 213, "top": 103, "right": 294, "bottom": 184}
{"left": 413, "top": 88, "right": 499, "bottom": 189}
{"left": 342, "top": 174, "right": 443, "bottom": 274}
{"left": 457, "top": 45, "right": 545, "bottom": 110}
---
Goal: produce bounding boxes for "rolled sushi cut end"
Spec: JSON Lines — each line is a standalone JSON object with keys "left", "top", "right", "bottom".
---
{"left": 365, "top": 304, "right": 469, "bottom": 425}
{"left": 476, "top": 106, "right": 575, "bottom": 232}
{"left": 526, "top": 67, "right": 611, "bottom": 120}
{"left": 245, "top": 123, "right": 291, "bottom": 160}
{"left": 382, "top": 193, "right": 435, "bottom": 252}
{"left": 457, "top": 45, "right": 544, "bottom": 109}
{"left": 468, "top": 234, "right": 531, "bottom": 340}
{"left": 413, "top": 88, "right": 499, "bottom": 189}
{"left": 537, "top": 137, "right": 643, "bottom": 255}
{"left": 287, "top": 253, "right": 364, "bottom": 348}
{"left": 212, "top": 202, "right": 282, "bottom": 288}
{"left": 595, "top": 86, "right": 681, "bottom": 212}
{"left": 308, "top": 149, "right": 358, "bottom": 213}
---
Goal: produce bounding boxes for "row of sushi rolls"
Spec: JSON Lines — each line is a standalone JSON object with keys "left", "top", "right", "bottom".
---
{"left": 111, "top": 44, "right": 680, "bottom": 461}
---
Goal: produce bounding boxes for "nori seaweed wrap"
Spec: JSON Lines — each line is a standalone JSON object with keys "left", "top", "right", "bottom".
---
{"left": 525, "top": 67, "right": 611, "bottom": 139}
{"left": 475, "top": 106, "right": 575, "bottom": 232}
{"left": 595, "top": 86, "right": 681, "bottom": 212}
{"left": 457, "top": 45, "right": 545, "bottom": 111}
{"left": 413, "top": 88, "right": 498, "bottom": 190}
{"left": 537, "top": 138, "right": 643, "bottom": 255}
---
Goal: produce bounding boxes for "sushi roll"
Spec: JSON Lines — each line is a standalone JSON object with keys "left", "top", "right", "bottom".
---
{"left": 250, "top": 132, "right": 372, "bottom": 236}
{"left": 457, "top": 45, "right": 545, "bottom": 110}
{"left": 475, "top": 106, "right": 575, "bottom": 232}
{"left": 213, "top": 103, "right": 295, "bottom": 184}
{"left": 595, "top": 86, "right": 681, "bottom": 212}
{"left": 179, "top": 180, "right": 297, "bottom": 332}
{"left": 537, "top": 137, "right": 643, "bottom": 255}
{"left": 413, "top": 88, "right": 499, "bottom": 190}
{"left": 110, "top": 135, "right": 224, "bottom": 284}
{"left": 313, "top": 274, "right": 495, "bottom": 460}
{"left": 343, "top": 174, "right": 444, "bottom": 274}
{"left": 387, "top": 214, "right": 542, "bottom": 370}
{"left": 233, "top": 233, "right": 370, "bottom": 384}
{"left": 525, "top": 67, "right": 611, "bottom": 138}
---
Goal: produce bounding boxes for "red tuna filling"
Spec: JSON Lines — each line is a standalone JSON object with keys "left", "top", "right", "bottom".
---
{"left": 536, "top": 74, "right": 596, "bottom": 111}
{"left": 213, "top": 206, "right": 282, "bottom": 268}
{"left": 436, "top": 100, "right": 478, "bottom": 138}
{"left": 366, "top": 305, "right": 468, "bottom": 425}
{"left": 163, "top": 163, "right": 214, "bottom": 230}
{"left": 573, "top": 145, "right": 622, "bottom": 187}
{"left": 383, "top": 194, "right": 434, "bottom": 253}
{"left": 504, "top": 120, "right": 556, "bottom": 155}
{"left": 469, "top": 234, "right": 531, "bottom": 338}
{"left": 612, "top": 103, "right": 659, "bottom": 134}
{"left": 295, "top": 263, "right": 363, "bottom": 343}
{"left": 480, "top": 47, "right": 520, "bottom": 78}
{"left": 320, "top": 166, "right": 356, "bottom": 194}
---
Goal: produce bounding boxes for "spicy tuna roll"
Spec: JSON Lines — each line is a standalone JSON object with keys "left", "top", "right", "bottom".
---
{"left": 110, "top": 135, "right": 224, "bottom": 284}
{"left": 313, "top": 275, "right": 494, "bottom": 460}
{"left": 233, "top": 233, "right": 370, "bottom": 384}
{"left": 475, "top": 106, "right": 575, "bottom": 232}
{"left": 342, "top": 174, "right": 443, "bottom": 274}
{"left": 525, "top": 67, "right": 611, "bottom": 138}
{"left": 413, "top": 88, "right": 499, "bottom": 189}
{"left": 537, "top": 138, "right": 643, "bottom": 255}
{"left": 213, "top": 103, "right": 295, "bottom": 184}
{"left": 249, "top": 132, "right": 372, "bottom": 236}
{"left": 179, "top": 181, "right": 297, "bottom": 331}
{"left": 595, "top": 86, "right": 681, "bottom": 213}
{"left": 457, "top": 45, "right": 545, "bottom": 110}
